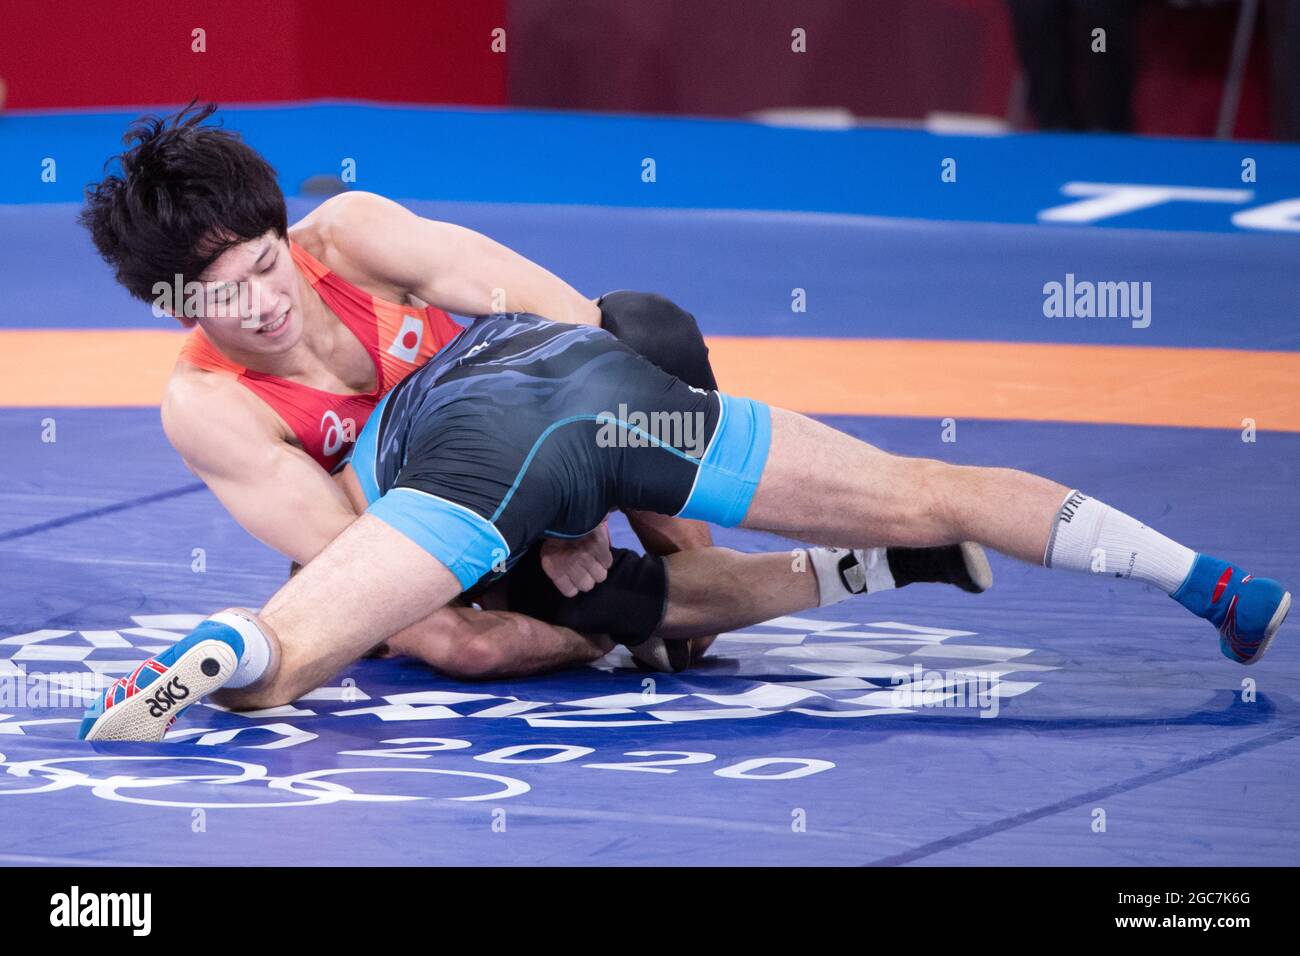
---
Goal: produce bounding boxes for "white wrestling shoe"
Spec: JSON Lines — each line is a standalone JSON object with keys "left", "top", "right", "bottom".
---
{"left": 79, "top": 620, "right": 243, "bottom": 741}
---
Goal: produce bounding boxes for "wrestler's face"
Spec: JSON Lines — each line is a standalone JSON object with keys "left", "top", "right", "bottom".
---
{"left": 191, "top": 231, "right": 303, "bottom": 355}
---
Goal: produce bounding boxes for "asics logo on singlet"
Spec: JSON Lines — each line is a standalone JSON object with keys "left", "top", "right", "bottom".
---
{"left": 145, "top": 676, "right": 190, "bottom": 718}
{"left": 320, "top": 410, "right": 356, "bottom": 457}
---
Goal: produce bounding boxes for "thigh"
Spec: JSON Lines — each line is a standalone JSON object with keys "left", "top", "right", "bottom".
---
{"left": 739, "top": 406, "right": 927, "bottom": 546}
{"left": 577, "top": 347, "right": 748, "bottom": 523}
{"left": 368, "top": 431, "right": 556, "bottom": 593}
{"left": 260, "top": 514, "right": 464, "bottom": 698}
{"left": 640, "top": 390, "right": 768, "bottom": 528}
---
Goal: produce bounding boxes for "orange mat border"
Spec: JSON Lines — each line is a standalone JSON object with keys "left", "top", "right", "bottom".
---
{"left": 2, "top": 330, "right": 1298, "bottom": 432}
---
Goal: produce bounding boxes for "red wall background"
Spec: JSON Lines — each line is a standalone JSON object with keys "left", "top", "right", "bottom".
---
{"left": 0, "top": 0, "right": 508, "bottom": 108}
{"left": 507, "top": 0, "right": 1274, "bottom": 139}
{"left": 0, "top": 0, "right": 1276, "bottom": 139}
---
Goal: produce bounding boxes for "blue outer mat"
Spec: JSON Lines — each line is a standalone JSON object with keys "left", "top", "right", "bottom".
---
{"left": 4, "top": 199, "right": 1300, "bottom": 350}
{"left": 2, "top": 410, "right": 1296, "bottom": 866}
{"left": 3, "top": 103, "right": 1300, "bottom": 232}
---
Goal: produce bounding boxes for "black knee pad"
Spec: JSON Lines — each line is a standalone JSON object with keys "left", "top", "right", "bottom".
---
{"left": 498, "top": 544, "right": 667, "bottom": 647}
{"left": 598, "top": 290, "right": 719, "bottom": 392}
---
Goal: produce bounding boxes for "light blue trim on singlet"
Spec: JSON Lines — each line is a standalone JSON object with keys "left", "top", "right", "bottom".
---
{"left": 542, "top": 525, "right": 604, "bottom": 539}
{"left": 347, "top": 389, "right": 392, "bottom": 505}
{"left": 677, "top": 394, "right": 772, "bottom": 527}
{"left": 358, "top": 394, "right": 771, "bottom": 577}
{"left": 489, "top": 396, "right": 772, "bottom": 530}
{"left": 366, "top": 487, "right": 509, "bottom": 590}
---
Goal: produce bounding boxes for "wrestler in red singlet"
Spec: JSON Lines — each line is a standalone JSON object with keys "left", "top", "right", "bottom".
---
{"left": 177, "top": 241, "right": 463, "bottom": 471}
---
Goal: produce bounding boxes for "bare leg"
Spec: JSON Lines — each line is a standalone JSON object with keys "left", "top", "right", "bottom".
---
{"left": 735, "top": 407, "right": 1290, "bottom": 666}
{"left": 214, "top": 514, "right": 462, "bottom": 709}
{"left": 743, "top": 407, "right": 1068, "bottom": 562}
{"left": 656, "top": 548, "right": 816, "bottom": 640}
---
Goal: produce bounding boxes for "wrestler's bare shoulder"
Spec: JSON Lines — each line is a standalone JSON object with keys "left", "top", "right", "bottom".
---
{"left": 161, "top": 364, "right": 287, "bottom": 464}
{"left": 289, "top": 191, "right": 415, "bottom": 301}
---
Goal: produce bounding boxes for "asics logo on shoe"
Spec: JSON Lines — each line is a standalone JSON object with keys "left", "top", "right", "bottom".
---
{"left": 145, "top": 676, "right": 191, "bottom": 718}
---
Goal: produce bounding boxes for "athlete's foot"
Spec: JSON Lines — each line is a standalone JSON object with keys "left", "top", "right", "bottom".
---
{"left": 884, "top": 542, "right": 993, "bottom": 594}
{"left": 628, "top": 636, "right": 691, "bottom": 674}
{"left": 79, "top": 620, "right": 244, "bottom": 741}
{"left": 823, "top": 543, "right": 992, "bottom": 597}
{"left": 1171, "top": 555, "right": 1290, "bottom": 665}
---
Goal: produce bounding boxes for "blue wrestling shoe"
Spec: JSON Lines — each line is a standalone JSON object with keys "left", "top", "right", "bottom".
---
{"left": 1172, "top": 555, "right": 1291, "bottom": 665}
{"left": 78, "top": 619, "right": 244, "bottom": 741}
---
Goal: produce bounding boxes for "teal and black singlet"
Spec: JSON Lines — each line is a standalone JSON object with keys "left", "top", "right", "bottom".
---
{"left": 349, "top": 313, "right": 772, "bottom": 591}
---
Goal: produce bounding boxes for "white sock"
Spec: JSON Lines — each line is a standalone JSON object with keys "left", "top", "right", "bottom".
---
{"left": 808, "top": 547, "right": 895, "bottom": 606}
{"left": 208, "top": 610, "right": 274, "bottom": 688}
{"left": 1044, "top": 490, "right": 1196, "bottom": 594}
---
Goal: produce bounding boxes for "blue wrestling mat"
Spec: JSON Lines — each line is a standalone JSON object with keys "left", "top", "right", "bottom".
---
{"left": 1, "top": 105, "right": 1298, "bottom": 866}
{"left": 2, "top": 410, "right": 1297, "bottom": 866}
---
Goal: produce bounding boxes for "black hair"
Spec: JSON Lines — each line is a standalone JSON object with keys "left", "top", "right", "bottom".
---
{"left": 79, "top": 100, "right": 288, "bottom": 305}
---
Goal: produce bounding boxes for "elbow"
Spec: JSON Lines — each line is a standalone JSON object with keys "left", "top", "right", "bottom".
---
{"left": 575, "top": 297, "right": 603, "bottom": 326}
{"left": 443, "top": 632, "right": 513, "bottom": 680}
{"left": 440, "top": 617, "right": 532, "bottom": 680}
{"left": 211, "top": 681, "right": 295, "bottom": 712}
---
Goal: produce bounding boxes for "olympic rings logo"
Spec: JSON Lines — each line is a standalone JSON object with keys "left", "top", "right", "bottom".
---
{"left": 0, "top": 752, "right": 529, "bottom": 809}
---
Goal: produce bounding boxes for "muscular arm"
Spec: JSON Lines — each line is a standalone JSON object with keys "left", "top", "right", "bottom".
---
{"left": 162, "top": 374, "right": 356, "bottom": 565}
{"left": 323, "top": 192, "right": 602, "bottom": 326}
{"left": 382, "top": 603, "right": 612, "bottom": 681}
